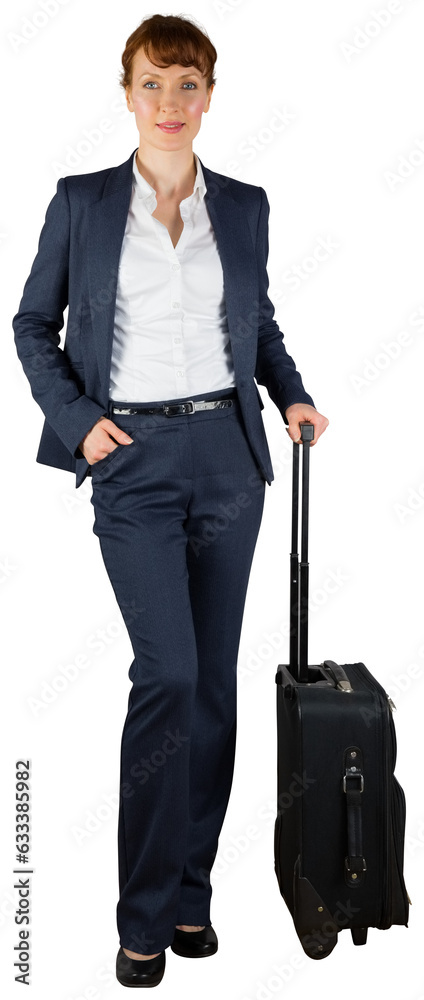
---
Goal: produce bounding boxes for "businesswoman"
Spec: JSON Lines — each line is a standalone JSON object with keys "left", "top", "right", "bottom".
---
{"left": 13, "top": 13, "right": 328, "bottom": 988}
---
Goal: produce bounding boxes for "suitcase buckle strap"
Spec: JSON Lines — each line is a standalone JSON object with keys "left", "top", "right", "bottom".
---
{"left": 343, "top": 772, "right": 364, "bottom": 793}
{"left": 343, "top": 746, "right": 366, "bottom": 887}
{"left": 345, "top": 856, "right": 367, "bottom": 874}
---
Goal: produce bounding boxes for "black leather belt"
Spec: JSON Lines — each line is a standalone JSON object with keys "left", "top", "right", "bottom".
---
{"left": 111, "top": 394, "right": 236, "bottom": 417}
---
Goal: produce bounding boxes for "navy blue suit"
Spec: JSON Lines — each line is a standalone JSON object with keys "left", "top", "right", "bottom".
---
{"left": 13, "top": 146, "right": 314, "bottom": 488}
{"left": 13, "top": 148, "right": 316, "bottom": 954}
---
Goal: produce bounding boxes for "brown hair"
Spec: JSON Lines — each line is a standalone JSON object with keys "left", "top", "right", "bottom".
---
{"left": 120, "top": 13, "right": 217, "bottom": 92}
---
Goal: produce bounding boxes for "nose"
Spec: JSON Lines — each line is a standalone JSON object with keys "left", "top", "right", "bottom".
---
{"left": 161, "top": 98, "right": 180, "bottom": 112}
{"left": 160, "top": 86, "right": 182, "bottom": 110}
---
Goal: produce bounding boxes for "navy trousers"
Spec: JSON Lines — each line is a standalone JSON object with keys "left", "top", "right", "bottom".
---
{"left": 90, "top": 388, "right": 266, "bottom": 954}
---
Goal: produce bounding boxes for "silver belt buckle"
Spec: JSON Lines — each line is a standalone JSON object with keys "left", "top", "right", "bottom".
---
{"left": 164, "top": 400, "right": 195, "bottom": 416}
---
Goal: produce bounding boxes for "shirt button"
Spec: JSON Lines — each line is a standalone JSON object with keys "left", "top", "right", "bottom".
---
{"left": 172, "top": 263, "right": 180, "bottom": 271}
{"left": 173, "top": 337, "right": 182, "bottom": 344}
{"left": 172, "top": 301, "right": 180, "bottom": 309}
{"left": 176, "top": 370, "right": 185, "bottom": 377}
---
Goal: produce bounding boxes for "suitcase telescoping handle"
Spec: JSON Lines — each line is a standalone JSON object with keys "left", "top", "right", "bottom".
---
{"left": 288, "top": 426, "right": 354, "bottom": 689}
{"left": 289, "top": 422, "right": 314, "bottom": 683}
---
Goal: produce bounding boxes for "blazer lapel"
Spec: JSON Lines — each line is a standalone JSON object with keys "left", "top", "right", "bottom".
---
{"left": 86, "top": 149, "right": 259, "bottom": 398}
{"left": 86, "top": 150, "right": 134, "bottom": 396}
{"left": 200, "top": 158, "right": 259, "bottom": 382}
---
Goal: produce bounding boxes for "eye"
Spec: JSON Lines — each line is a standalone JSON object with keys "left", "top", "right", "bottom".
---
{"left": 143, "top": 81, "right": 197, "bottom": 90}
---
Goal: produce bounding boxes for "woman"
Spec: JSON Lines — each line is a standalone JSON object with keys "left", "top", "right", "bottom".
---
{"left": 13, "top": 13, "right": 328, "bottom": 989}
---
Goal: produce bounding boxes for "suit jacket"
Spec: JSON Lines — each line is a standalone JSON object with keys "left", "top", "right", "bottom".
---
{"left": 13, "top": 146, "right": 315, "bottom": 488}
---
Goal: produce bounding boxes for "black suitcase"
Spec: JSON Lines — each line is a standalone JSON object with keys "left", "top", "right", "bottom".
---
{"left": 274, "top": 423, "right": 410, "bottom": 959}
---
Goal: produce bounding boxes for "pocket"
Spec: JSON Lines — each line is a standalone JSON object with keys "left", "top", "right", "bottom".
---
{"left": 90, "top": 442, "right": 123, "bottom": 475}
{"left": 390, "top": 776, "right": 410, "bottom": 925}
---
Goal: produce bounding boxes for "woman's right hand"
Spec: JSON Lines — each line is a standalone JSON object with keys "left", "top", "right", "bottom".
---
{"left": 78, "top": 416, "right": 134, "bottom": 465}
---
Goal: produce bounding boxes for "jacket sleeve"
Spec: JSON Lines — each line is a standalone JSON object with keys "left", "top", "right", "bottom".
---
{"left": 12, "top": 178, "right": 107, "bottom": 458}
{"left": 254, "top": 186, "right": 316, "bottom": 423}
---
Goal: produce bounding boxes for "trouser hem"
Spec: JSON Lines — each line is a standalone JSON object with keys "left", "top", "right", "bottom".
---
{"left": 119, "top": 923, "right": 176, "bottom": 954}
{"left": 175, "top": 907, "right": 212, "bottom": 926}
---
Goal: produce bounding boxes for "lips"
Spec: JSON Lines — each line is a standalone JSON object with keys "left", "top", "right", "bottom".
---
{"left": 157, "top": 122, "right": 184, "bottom": 133}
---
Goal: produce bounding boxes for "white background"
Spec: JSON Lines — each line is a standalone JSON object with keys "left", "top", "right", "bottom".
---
{"left": 1, "top": 0, "right": 423, "bottom": 997}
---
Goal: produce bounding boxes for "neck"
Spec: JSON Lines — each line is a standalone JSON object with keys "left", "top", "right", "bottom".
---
{"left": 135, "top": 146, "right": 196, "bottom": 200}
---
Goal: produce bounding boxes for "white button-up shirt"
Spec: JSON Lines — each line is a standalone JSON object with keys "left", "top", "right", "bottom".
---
{"left": 109, "top": 151, "right": 236, "bottom": 402}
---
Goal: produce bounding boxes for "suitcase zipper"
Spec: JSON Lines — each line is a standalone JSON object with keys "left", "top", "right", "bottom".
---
{"left": 343, "top": 662, "right": 410, "bottom": 926}
{"left": 342, "top": 663, "right": 391, "bottom": 925}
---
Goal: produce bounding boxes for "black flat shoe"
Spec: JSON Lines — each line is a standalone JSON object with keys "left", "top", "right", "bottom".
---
{"left": 116, "top": 947, "right": 166, "bottom": 987}
{"left": 171, "top": 925, "right": 218, "bottom": 958}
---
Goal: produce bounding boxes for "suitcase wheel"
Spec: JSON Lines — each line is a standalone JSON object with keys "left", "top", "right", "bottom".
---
{"left": 351, "top": 927, "right": 368, "bottom": 946}
{"left": 300, "top": 933, "right": 338, "bottom": 960}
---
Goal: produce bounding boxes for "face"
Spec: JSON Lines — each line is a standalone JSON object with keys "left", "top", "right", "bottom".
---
{"left": 126, "top": 49, "right": 214, "bottom": 153}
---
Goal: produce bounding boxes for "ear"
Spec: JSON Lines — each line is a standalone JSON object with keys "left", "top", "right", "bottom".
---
{"left": 125, "top": 86, "right": 134, "bottom": 113}
{"left": 204, "top": 83, "right": 214, "bottom": 113}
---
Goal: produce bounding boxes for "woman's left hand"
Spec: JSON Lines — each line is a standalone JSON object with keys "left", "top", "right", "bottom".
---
{"left": 284, "top": 403, "right": 329, "bottom": 447}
